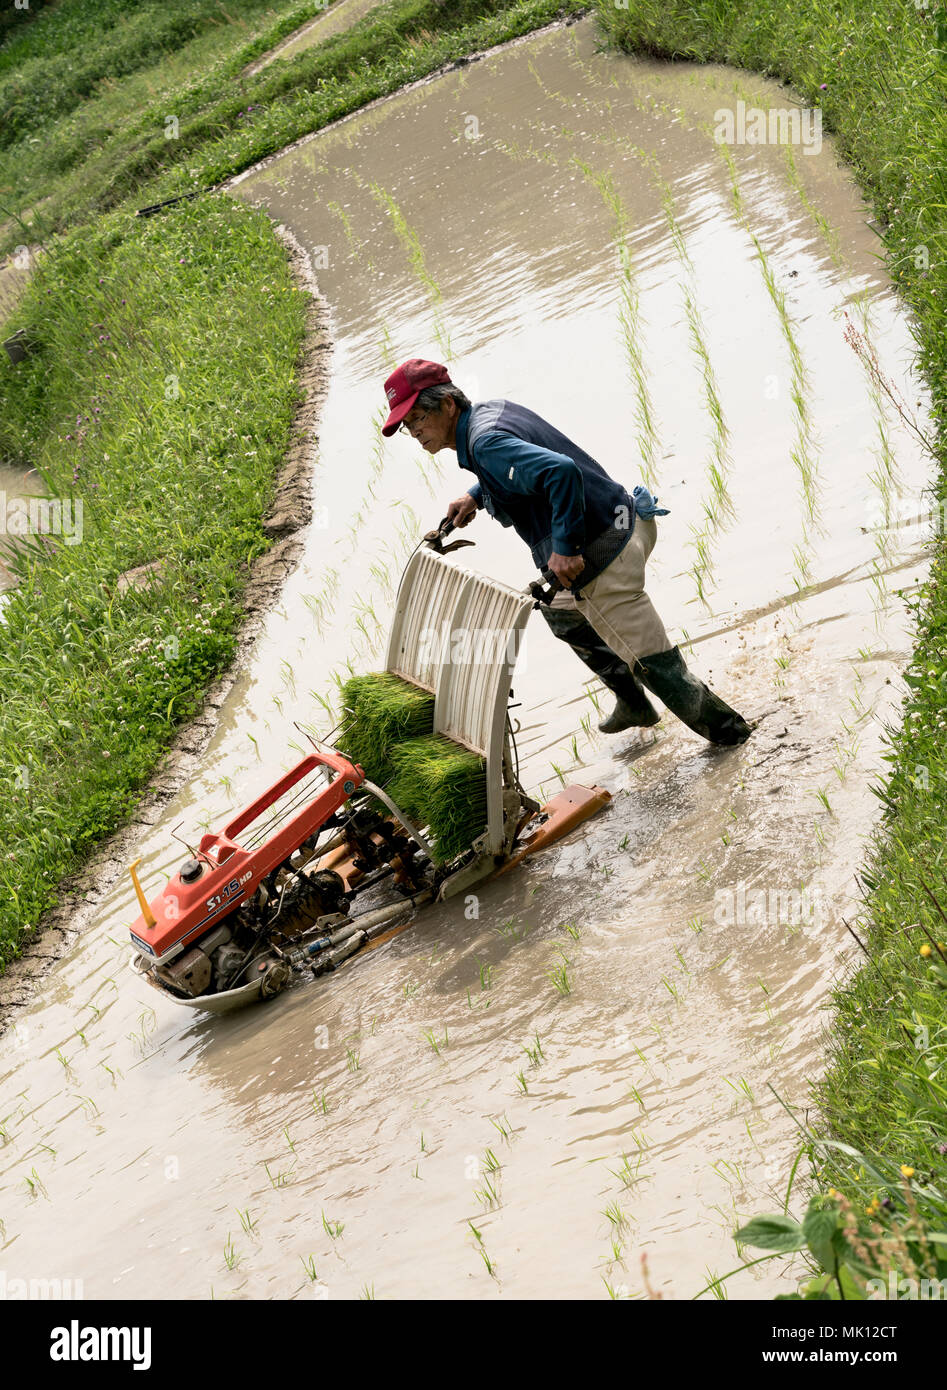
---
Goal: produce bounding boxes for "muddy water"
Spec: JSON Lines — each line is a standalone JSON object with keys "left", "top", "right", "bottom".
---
{"left": 0, "top": 16, "right": 934, "bottom": 1299}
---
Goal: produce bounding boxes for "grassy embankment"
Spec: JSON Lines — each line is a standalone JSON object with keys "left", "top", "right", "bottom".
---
{"left": 597, "top": 0, "right": 947, "bottom": 1298}
{"left": 0, "top": 0, "right": 592, "bottom": 966}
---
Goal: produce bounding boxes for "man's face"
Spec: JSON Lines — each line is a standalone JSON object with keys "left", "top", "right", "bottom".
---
{"left": 401, "top": 397, "right": 457, "bottom": 453}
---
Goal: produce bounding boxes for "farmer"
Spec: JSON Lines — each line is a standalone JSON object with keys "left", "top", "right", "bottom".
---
{"left": 381, "top": 358, "right": 751, "bottom": 746}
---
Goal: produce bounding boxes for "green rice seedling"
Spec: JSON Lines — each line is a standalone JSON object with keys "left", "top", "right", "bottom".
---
{"left": 603, "top": 1199, "right": 629, "bottom": 1232}
{"left": 336, "top": 673, "right": 435, "bottom": 785}
{"left": 618, "top": 834, "right": 629, "bottom": 851}
{"left": 712, "top": 1157, "right": 746, "bottom": 1186}
{"left": 811, "top": 787, "right": 833, "bottom": 814}
{"left": 477, "top": 959, "right": 493, "bottom": 991}
{"left": 73, "top": 1094, "right": 99, "bottom": 1118}
{"left": 359, "top": 1284, "right": 376, "bottom": 1300}
{"left": 300, "top": 1255, "right": 319, "bottom": 1282}
{"left": 547, "top": 962, "right": 571, "bottom": 996}
{"left": 688, "top": 915, "right": 704, "bottom": 934}
{"left": 467, "top": 1219, "right": 483, "bottom": 1246}
{"left": 474, "top": 1173, "right": 499, "bottom": 1210}
{"left": 422, "top": 1027, "right": 448, "bottom": 1057}
{"left": 514, "top": 1070, "right": 529, "bottom": 1095}
{"left": 312, "top": 690, "right": 334, "bottom": 723}
{"left": 23, "top": 1167, "right": 46, "bottom": 1198}
{"left": 223, "top": 1235, "right": 241, "bottom": 1272}
{"left": 312, "top": 1089, "right": 330, "bottom": 1115}
{"left": 346, "top": 1047, "right": 360, "bottom": 1073}
{"left": 609, "top": 1152, "right": 644, "bottom": 1189}
{"left": 236, "top": 1208, "right": 257, "bottom": 1236}
{"left": 611, "top": 241, "right": 663, "bottom": 491}
{"left": 263, "top": 1161, "right": 295, "bottom": 1189}
{"left": 626, "top": 1083, "right": 648, "bottom": 1112}
{"left": 490, "top": 1114, "right": 513, "bottom": 1144}
{"left": 321, "top": 1211, "right": 344, "bottom": 1240}
{"left": 660, "top": 975, "right": 679, "bottom": 1000}
{"left": 602, "top": 1277, "right": 628, "bottom": 1300}
{"left": 478, "top": 1247, "right": 497, "bottom": 1279}
{"left": 386, "top": 734, "right": 487, "bottom": 864}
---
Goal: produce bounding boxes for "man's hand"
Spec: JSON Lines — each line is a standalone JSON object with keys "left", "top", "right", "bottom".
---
{"left": 446, "top": 493, "right": 478, "bottom": 529}
{"left": 547, "top": 551, "right": 585, "bottom": 587}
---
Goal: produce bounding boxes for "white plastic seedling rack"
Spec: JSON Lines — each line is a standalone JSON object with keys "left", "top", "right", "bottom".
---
{"left": 385, "top": 546, "right": 538, "bottom": 897}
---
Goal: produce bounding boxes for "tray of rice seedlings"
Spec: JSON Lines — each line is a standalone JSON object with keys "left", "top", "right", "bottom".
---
{"left": 337, "top": 672, "right": 434, "bottom": 783}
{"left": 386, "top": 733, "right": 487, "bottom": 866}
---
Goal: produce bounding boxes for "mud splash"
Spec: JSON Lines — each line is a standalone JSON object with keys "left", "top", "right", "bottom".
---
{"left": 0, "top": 16, "right": 934, "bottom": 1299}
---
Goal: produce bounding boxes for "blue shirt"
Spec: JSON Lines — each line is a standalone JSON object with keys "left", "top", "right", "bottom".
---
{"left": 455, "top": 399, "right": 667, "bottom": 585}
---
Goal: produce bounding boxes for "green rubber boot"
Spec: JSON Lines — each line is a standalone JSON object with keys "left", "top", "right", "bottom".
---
{"left": 598, "top": 682, "right": 661, "bottom": 733}
{"left": 634, "top": 646, "right": 751, "bottom": 746}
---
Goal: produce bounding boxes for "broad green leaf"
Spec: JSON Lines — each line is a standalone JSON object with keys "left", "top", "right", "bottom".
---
{"left": 735, "top": 1214, "right": 805, "bottom": 1253}
{"left": 803, "top": 1205, "right": 840, "bottom": 1271}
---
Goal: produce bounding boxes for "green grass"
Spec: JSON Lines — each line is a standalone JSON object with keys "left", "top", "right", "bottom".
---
{"left": 594, "top": 0, "right": 947, "bottom": 1291}
{"left": 0, "top": 193, "right": 308, "bottom": 966}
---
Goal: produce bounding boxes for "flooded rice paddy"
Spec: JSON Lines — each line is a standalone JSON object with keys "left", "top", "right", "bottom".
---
{"left": 0, "top": 16, "right": 935, "bottom": 1299}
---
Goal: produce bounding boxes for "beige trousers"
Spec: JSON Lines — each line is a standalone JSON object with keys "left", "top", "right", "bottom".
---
{"left": 550, "top": 518, "right": 673, "bottom": 666}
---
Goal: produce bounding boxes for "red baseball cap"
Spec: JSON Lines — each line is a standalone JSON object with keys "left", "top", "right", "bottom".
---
{"left": 381, "top": 358, "right": 451, "bottom": 436}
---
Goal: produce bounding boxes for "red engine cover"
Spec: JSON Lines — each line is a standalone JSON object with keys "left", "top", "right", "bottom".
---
{"left": 129, "top": 747, "right": 364, "bottom": 964}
